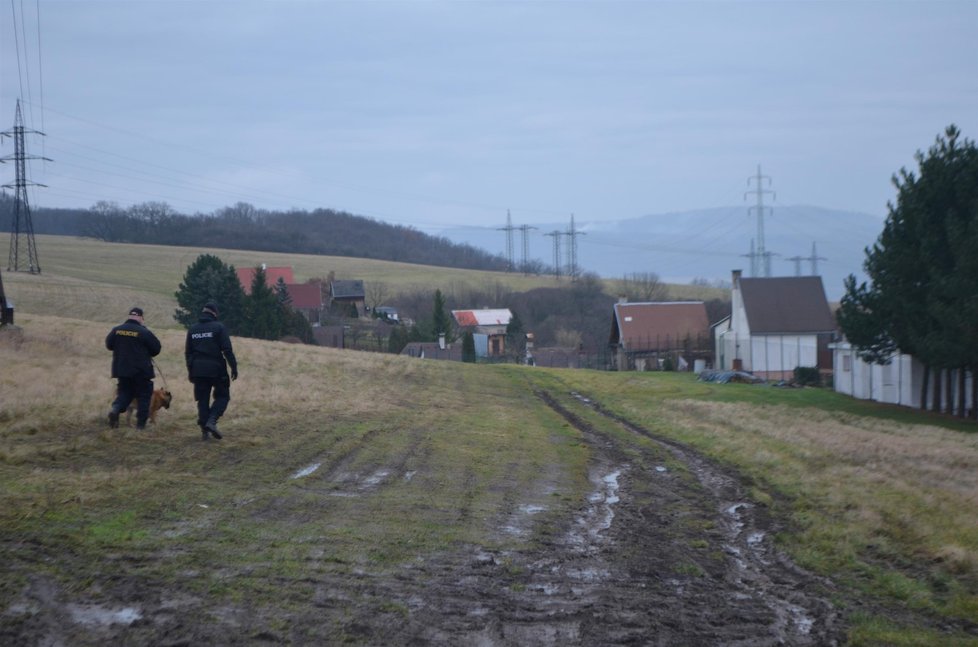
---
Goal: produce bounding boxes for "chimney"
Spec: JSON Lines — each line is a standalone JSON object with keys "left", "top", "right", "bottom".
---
{"left": 618, "top": 296, "right": 627, "bottom": 304}
{"left": 732, "top": 269, "right": 742, "bottom": 286}
{"left": 438, "top": 333, "right": 446, "bottom": 350}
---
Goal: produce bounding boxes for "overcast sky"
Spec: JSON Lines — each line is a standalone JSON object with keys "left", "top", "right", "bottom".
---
{"left": 2, "top": 1, "right": 976, "bottom": 234}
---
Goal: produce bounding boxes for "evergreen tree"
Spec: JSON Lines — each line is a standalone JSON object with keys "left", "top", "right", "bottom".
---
{"left": 839, "top": 125, "right": 978, "bottom": 413}
{"left": 174, "top": 254, "right": 246, "bottom": 332}
{"left": 242, "top": 266, "right": 286, "bottom": 340}
{"left": 461, "top": 331, "right": 477, "bottom": 363}
{"left": 432, "top": 289, "right": 451, "bottom": 342}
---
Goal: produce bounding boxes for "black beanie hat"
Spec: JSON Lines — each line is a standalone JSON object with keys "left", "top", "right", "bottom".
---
{"left": 202, "top": 302, "right": 219, "bottom": 317}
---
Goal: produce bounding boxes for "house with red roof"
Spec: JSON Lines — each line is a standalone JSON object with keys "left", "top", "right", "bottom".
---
{"left": 609, "top": 300, "right": 711, "bottom": 371}
{"left": 451, "top": 308, "right": 512, "bottom": 358}
{"left": 235, "top": 265, "right": 295, "bottom": 295}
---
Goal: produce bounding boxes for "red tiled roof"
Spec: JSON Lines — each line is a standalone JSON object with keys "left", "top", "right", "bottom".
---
{"left": 611, "top": 302, "right": 710, "bottom": 351}
{"left": 236, "top": 266, "right": 295, "bottom": 295}
{"left": 286, "top": 282, "right": 323, "bottom": 309}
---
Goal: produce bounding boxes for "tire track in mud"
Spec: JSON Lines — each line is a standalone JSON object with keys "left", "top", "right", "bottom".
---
{"left": 387, "top": 389, "right": 843, "bottom": 646}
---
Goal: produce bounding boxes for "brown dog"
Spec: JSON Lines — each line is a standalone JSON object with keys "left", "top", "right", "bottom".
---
{"left": 125, "top": 388, "right": 173, "bottom": 426}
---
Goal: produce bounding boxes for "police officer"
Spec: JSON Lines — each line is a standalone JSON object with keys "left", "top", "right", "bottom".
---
{"left": 106, "top": 306, "right": 162, "bottom": 430}
{"left": 185, "top": 302, "right": 238, "bottom": 440}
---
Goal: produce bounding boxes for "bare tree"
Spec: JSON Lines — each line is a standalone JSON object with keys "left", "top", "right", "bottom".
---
{"left": 621, "top": 272, "right": 666, "bottom": 302}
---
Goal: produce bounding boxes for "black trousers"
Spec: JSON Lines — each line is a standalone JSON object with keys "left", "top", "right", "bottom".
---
{"left": 193, "top": 376, "right": 231, "bottom": 426}
{"left": 113, "top": 376, "right": 154, "bottom": 427}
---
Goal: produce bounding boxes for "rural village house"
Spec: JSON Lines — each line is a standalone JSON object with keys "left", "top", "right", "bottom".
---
{"left": 330, "top": 280, "right": 366, "bottom": 318}
{"left": 712, "top": 270, "right": 836, "bottom": 380}
{"left": 609, "top": 300, "right": 712, "bottom": 371}
{"left": 451, "top": 308, "right": 513, "bottom": 358}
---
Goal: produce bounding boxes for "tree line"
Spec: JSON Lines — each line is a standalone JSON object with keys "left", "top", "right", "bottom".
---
{"left": 838, "top": 125, "right": 978, "bottom": 418}
{"left": 0, "top": 198, "right": 512, "bottom": 273}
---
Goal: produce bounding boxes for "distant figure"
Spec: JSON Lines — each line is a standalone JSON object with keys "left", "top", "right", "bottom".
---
{"left": 185, "top": 302, "right": 238, "bottom": 440}
{"left": 106, "top": 306, "right": 162, "bottom": 430}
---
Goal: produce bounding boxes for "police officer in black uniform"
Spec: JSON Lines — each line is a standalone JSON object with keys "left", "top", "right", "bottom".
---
{"left": 185, "top": 302, "right": 238, "bottom": 440}
{"left": 106, "top": 306, "right": 162, "bottom": 430}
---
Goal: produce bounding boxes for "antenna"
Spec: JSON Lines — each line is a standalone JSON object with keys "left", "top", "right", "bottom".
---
{"left": 496, "top": 209, "right": 516, "bottom": 272}
{"left": 2, "top": 100, "right": 50, "bottom": 274}
{"left": 745, "top": 165, "right": 775, "bottom": 277}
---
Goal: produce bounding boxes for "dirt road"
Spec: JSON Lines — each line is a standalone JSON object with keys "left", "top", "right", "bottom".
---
{"left": 3, "top": 389, "right": 843, "bottom": 645}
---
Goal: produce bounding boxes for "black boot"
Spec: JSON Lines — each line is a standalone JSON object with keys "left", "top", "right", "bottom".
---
{"left": 205, "top": 417, "right": 222, "bottom": 440}
{"left": 201, "top": 425, "right": 209, "bottom": 441}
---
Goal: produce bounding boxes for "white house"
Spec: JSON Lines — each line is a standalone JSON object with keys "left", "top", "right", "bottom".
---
{"left": 714, "top": 270, "right": 836, "bottom": 380}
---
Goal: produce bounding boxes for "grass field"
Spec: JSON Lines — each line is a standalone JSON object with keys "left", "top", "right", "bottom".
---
{"left": 1, "top": 237, "right": 976, "bottom": 645}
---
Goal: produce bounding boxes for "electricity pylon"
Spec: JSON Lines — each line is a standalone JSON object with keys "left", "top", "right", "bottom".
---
{"left": 2, "top": 100, "right": 49, "bottom": 274}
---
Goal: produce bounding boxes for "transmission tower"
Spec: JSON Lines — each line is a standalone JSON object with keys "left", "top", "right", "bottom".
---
{"left": 804, "top": 241, "right": 827, "bottom": 276}
{"left": 545, "top": 229, "right": 562, "bottom": 280}
{"left": 2, "top": 100, "right": 49, "bottom": 274}
{"left": 745, "top": 165, "right": 775, "bottom": 277}
{"left": 517, "top": 224, "right": 537, "bottom": 275}
{"left": 496, "top": 209, "right": 516, "bottom": 272}
{"left": 565, "top": 214, "right": 585, "bottom": 281}
{"left": 786, "top": 254, "right": 804, "bottom": 276}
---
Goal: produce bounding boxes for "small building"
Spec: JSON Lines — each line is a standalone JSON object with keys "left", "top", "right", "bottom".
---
{"left": 609, "top": 300, "right": 711, "bottom": 371}
{"left": 236, "top": 265, "right": 295, "bottom": 295}
{"left": 330, "top": 280, "right": 366, "bottom": 318}
{"left": 714, "top": 270, "right": 836, "bottom": 380}
{"left": 451, "top": 308, "right": 513, "bottom": 358}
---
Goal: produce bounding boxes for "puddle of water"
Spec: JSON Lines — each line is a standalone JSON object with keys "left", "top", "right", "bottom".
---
{"left": 363, "top": 470, "right": 390, "bottom": 487}
{"left": 291, "top": 462, "right": 322, "bottom": 479}
{"left": 519, "top": 504, "right": 547, "bottom": 514}
{"left": 68, "top": 604, "right": 142, "bottom": 627}
{"left": 403, "top": 470, "right": 416, "bottom": 482}
{"left": 747, "top": 531, "right": 765, "bottom": 546}
{"left": 655, "top": 466, "right": 667, "bottom": 473}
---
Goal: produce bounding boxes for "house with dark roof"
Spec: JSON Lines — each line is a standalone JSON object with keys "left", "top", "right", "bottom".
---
{"left": 713, "top": 270, "right": 836, "bottom": 379}
{"left": 609, "top": 300, "right": 711, "bottom": 371}
{"left": 330, "top": 280, "right": 366, "bottom": 318}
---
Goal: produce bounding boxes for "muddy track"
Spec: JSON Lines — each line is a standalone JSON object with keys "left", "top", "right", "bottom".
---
{"left": 344, "top": 388, "right": 844, "bottom": 645}
{"left": 2, "top": 389, "right": 846, "bottom": 646}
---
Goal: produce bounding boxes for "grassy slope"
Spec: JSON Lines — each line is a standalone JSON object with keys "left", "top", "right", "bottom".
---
{"left": 1, "top": 237, "right": 976, "bottom": 645}
{"left": 4, "top": 235, "right": 724, "bottom": 328}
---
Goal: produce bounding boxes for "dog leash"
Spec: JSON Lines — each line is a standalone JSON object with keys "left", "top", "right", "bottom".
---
{"left": 152, "top": 359, "right": 170, "bottom": 390}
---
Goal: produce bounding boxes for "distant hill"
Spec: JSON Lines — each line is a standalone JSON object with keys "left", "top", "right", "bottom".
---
{"left": 435, "top": 206, "right": 886, "bottom": 300}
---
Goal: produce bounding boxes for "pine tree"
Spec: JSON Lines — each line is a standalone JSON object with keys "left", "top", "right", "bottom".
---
{"left": 174, "top": 254, "right": 246, "bottom": 332}
{"left": 839, "top": 125, "right": 978, "bottom": 413}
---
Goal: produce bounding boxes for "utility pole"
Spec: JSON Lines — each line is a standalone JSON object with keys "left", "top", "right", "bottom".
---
{"left": 565, "top": 214, "right": 584, "bottom": 281}
{"left": 742, "top": 239, "right": 758, "bottom": 277}
{"left": 517, "top": 224, "right": 537, "bottom": 275}
{"left": 496, "top": 209, "right": 516, "bottom": 272}
{"left": 545, "top": 229, "right": 562, "bottom": 280}
{"left": 2, "top": 100, "right": 49, "bottom": 274}
{"left": 745, "top": 165, "right": 775, "bottom": 277}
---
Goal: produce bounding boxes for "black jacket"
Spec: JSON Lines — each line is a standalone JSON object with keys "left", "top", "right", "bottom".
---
{"left": 185, "top": 313, "right": 238, "bottom": 379}
{"left": 106, "top": 318, "right": 162, "bottom": 379}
